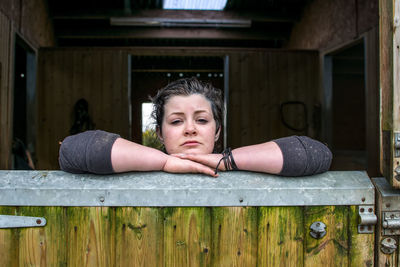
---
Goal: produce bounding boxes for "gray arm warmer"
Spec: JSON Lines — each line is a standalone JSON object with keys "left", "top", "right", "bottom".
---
{"left": 59, "top": 130, "right": 120, "bottom": 174}
{"left": 273, "top": 136, "right": 332, "bottom": 176}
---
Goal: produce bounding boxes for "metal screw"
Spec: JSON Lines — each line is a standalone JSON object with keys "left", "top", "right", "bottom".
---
{"left": 36, "top": 219, "right": 41, "bottom": 224}
{"left": 386, "top": 203, "right": 391, "bottom": 208}
{"left": 99, "top": 196, "right": 105, "bottom": 202}
{"left": 360, "top": 208, "right": 365, "bottom": 213}
{"left": 239, "top": 198, "right": 243, "bottom": 203}
{"left": 368, "top": 208, "right": 373, "bottom": 213}
{"left": 361, "top": 197, "right": 365, "bottom": 202}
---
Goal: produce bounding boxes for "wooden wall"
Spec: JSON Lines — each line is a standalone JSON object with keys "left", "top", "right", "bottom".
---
{"left": 286, "top": 0, "right": 378, "bottom": 50}
{"left": 0, "top": 11, "right": 13, "bottom": 169}
{"left": 37, "top": 47, "right": 319, "bottom": 169}
{"left": 0, "top": 0, "right": 55, "bottom": 169}
{"left": 36, "top": 49, "right": 130, "bottom": 169}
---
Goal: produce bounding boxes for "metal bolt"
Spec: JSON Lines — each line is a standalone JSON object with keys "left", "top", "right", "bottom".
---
{"left": 99, "top": 196, "right": 105, "bottom": 202}
{"left": 368, "top": 208, "right": 373, "bottom": 213}
{"left": 36, "top": 219, "right": 41, "bottom": 224}
{"left": 386, "top": 203, "right": 391, "bottom": 208}
{"left": 361, "top": 197, "right": 365, "bottom": 202}
{"left": 360, "top": 208, "right": 365, "bottom": 213}
{"left": 239, "top": 198, "right": 243, "bottom": 203}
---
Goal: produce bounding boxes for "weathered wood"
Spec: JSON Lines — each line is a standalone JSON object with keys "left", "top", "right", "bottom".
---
{"left": 257, "top": 206, "right": 304, "bottom": 267}
{"left": 0, "top": 207, "right": 18, "bottom": 267}
{"left": 66, "top": 207, "right": 114, "bottom": 266}
{"left": 18, "top": 206, "right": 67, "bottom": 266}
{"left": 304, "top": 206, "right": 349, "bottom": 266}
{"left": 349, "top": 206, "right": 374, "bottom": 267}
{"left": 211, "top": 207, "right": 258, "bottom": 266}
{"left": 164, "top": 207, "right": 211, "bottom": 267}
{"left": 379, "top": 0, "right": 400, "bottom": 187}
{"left": 115, "top": 207, "right": 164, "bottom": 267}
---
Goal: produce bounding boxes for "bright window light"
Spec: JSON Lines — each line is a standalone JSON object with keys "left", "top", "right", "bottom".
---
{"left": 142, "top": 103, "right": 155, "bottom": 132}
{"left": 163, "top": 0, "right": 228, "bottom": 10}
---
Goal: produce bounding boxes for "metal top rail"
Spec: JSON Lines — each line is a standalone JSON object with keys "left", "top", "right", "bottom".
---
{"left": 0, "top": 170, "right": 374, "bottom": 207}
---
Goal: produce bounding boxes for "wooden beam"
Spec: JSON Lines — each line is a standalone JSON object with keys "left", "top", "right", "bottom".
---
{"left": 51, "top": 9, "right": 297, "bottom": 23}
{"left": 56, "top": 27, "right": 287, "bottom": 41}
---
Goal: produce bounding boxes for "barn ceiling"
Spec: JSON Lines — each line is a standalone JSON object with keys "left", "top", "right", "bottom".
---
{"left": 47, "top": 0, "right": 309, "bottom": 48}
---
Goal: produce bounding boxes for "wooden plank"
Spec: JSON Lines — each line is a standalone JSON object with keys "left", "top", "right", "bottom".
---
{"left": 211, "top": 207, "right": 258, "bottom": 266}
{"left": 18, "top": 206, "right": 67, "bottom": 266}
{"left": 0, "top": 207, "right": 18, "bottom": 267}
{"left": 115, "top": 207, "right": 164, "bottom": 267}
{"left": 164, "top": 207, "right": 211, "bottom": 267}
{"left": 348, "top": 206, "right": 374, "bottom": 267}
{"left": 257, "top": 206, "right": 304, "bottom": 267}
{"left": 304, "top": 206, "right": 349, "bottom": 266}
{"left": 66, "top": 207, "right": 114, "bottom": 266}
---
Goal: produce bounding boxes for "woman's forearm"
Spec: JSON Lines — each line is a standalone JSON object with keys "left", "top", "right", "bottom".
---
{"left": 111, "top": 138, "right": 168, "bottom": 173}
{"left": 232, "top": 136, "right": 332, "bottom": 176}
{"left": 232, "top": 142, "right": 283, "bottom": 174}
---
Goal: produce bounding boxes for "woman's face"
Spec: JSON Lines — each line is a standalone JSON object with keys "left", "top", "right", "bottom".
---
{"left": 159, "top": 94, "right": 219, "bottom": 154}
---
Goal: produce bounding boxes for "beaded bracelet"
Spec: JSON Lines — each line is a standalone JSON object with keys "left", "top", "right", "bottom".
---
{"left": 214, "top": 147, "right": 239, "bottom": 174}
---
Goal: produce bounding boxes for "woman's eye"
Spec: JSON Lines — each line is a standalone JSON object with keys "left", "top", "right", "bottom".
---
{"left": 197, "top": 119, "right": 208, "bottom": 124}
{"left": 171, "top": 120, "right": 182, "bottom": 125}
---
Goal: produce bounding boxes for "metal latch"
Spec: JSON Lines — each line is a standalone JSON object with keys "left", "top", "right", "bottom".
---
{"left": 358, "top": 206, "right": 377, "bottom": 234}
{"left": 382, "top": 211, "right": 400, "bottom": 235}
{"left": 395, "top": 132, "right": 400, "bottom": 158}
{"left": 0, "top": 215, "right": 46, "bottom": 228}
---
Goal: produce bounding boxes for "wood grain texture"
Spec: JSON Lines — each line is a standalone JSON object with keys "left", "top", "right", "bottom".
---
{"left": 349, "top": 206, "right": 374, "bottom": 267}
{"left": 0, "top": 207, "right": 18, "bottom": 267}
{"left": 164, "top": 207, "right": 211, "bottom": 267}
{"left": 304, "top": 206, "right": 349, "bottom": 266}
{"left": 66, "top": 207, "right": 114, "bottom": 267}
{"left": 18, "top": 206, "right": 67, "bottom": 266}
{"left": 115, "top": 207, "right": 164, "bottom": 267}
{"left": 0, "top": 11, "right": 12, "bottom": 169}
{"left": 257, "top": 206, "right": 304, "bottom": 267}
{"left": 211, "top": 207, "right": 258, "bottom": 267}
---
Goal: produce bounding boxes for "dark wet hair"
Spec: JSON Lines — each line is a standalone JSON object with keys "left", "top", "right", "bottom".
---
{"left": 151, "top": 77, "right": 224, "bottom": 133}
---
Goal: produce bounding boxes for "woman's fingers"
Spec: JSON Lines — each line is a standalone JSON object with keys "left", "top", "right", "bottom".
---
{"left": 171, "top": 153, "right": 224, "bottom": 171}
{"left": 163, "top": 156, "right": 218, "bottom": 177}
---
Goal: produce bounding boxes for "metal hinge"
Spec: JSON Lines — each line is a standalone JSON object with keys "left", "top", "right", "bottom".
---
{"left": 0, "top": 215, "right": 46, "bottom": 228}
{"left": 358, "top": 205, "right": 377, "bottom": 234}
{"left": 395, "top": 132, "right": 400, "bottom": 158}
{"left": 382, "top": 211, "right": 400, "bottom": 235}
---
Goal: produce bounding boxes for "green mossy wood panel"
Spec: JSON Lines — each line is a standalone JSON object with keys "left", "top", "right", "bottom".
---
{"left": 115, "top": 207, "right": 164, "bottom": 267}
{"left": 66, "top": 207, "right": 114, "bottom": 266}
{"left": 0, "top": 207, "right": 18, "bottom": 267}
{"left": 349, "top": 206, "right": 374, "bottom": 267}
{"left": 304, "top": 206, "right": 349, "bottom": 266}
{"left": 258, "top": 206, "right": 304, "bottom": 267}
{"left": 18, "top": 206, "right": 67, "bottom": 266}
{"left": 164, "top": 207, "right": 211, "bottom": 267}
{"left": 211, "top": 207, "right": 258, "bottom": 267}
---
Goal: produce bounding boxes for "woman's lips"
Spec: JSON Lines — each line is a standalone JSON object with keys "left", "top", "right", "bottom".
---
{"left": 182, "top": 141, "right": 200, "bottom": 146}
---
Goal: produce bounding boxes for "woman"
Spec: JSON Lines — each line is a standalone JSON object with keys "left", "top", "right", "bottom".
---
{"left": 59, "top": 77, "right": 332, "bottom": 177}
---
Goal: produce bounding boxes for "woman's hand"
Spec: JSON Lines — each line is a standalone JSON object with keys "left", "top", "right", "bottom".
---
{"left": 163, "top": 155, "right": 218, "bottom": 177}
{"left": 171, "top": 153, "right": 225, "bottom": 172}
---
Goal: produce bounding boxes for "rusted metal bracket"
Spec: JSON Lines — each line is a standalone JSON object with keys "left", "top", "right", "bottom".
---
{"left": 358, "top": 205, "right": 377, "bottom": 234}
{"left": 0, "top": 215, "right": 46, "bottom": 228}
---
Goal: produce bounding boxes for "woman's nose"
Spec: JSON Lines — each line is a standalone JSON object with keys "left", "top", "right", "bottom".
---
{"left": 184, "top": 121, "right": 197, "bottom": 135}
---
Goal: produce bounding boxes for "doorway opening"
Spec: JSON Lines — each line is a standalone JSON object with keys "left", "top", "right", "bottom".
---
{"left": 324, "top": 41, "right": 367, "bottom": 171}
{"left": 131, "top": 55, "right": 226, "bottom": 150}
{"left": 12, "top": 35, "right": 36, "bottom": 169}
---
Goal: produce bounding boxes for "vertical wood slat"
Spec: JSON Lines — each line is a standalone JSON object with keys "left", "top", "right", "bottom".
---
{"left": 18, "top": 206, "right": 67, "bottom": 266}
{"left": 304, "top": 206, "right": 349, "bottom": 266}
{"left": 348, "top": 206, "right": 374, "bottom": 267}
{"left": 66, "top": 207, "right": 114, "bottom": 266}
{"left": 0, "top": 10, "right": 12, "bottom": 169}
{"left": 211, "top": 207, "right": 258, "bottom": 266}
{"left": 0, "top": 207, "right": 18, "bottom": 267}
{"left": 379, "top": 0, "right": 400, "bottom": 187}
{"left": 164, "top": 207, "right": 211, "bottom": 267}
{"left": 257, "top": 207, "right": 304, "bottom": 267}
{"left": 115, "top": 207, "right": 164, "bottom": 267}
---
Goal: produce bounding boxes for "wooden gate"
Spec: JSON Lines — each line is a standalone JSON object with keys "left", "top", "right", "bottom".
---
{"left": 0, "top": 170, "right": 374, "bottom": 266}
